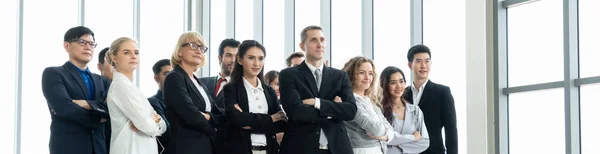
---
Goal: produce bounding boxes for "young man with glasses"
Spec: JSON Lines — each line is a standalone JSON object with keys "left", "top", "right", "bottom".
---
{"left": 42, "top": 26, "right": 111, "bottom": 154}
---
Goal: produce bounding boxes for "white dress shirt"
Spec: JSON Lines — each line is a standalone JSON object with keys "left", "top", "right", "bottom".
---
{"left": 191, "top": 76, "right": 212, "bottom": 112}
{"left": 216, "top": 74, "right": 231, "bottom": 95}
{"left": 242, "top": 77, "right": 269, "bottom": 146}
{"left": 410, "top": 79, "right": 429, "bottom": 106}
{"left": 107, "top": 72, "right": 167, "bottom": 154}
{"left": 305, "top": 61, "right": 329, "bottom": 147}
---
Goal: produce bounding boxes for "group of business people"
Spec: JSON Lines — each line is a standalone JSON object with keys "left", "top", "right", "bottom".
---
{"left": 42, "top": 25, "right": 457, "bottom": 154}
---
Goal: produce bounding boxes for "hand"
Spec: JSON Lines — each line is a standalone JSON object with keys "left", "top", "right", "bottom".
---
{"left": 152, "top": 113, "right": 161, "bottom": 124}
{"left": 302, "top": 98, "right": 315, "bottom": 105}
{"left": 51, "top": 109, "right": 57, "bottom": 115}
{"left": 413, "top": 131, "right": 422, "bottom": 141}
{"left": 271, "top": 111, "right": 287, "bottom": 122}
{"left": 201, "top": 112, "right": 211, "bottom": 120}
{"left": 72, "top": 100, "right": 92, "bottom": 110}
{"left": 130, "top": 121, "right": 139, "bottom": 132}
{"left": 334, "top": 96, "right": 342, "bottom": 103}
{"left": 100, "top": 118, "right": 107, "bottom": 123}
{"left": 234, "top": 104, "right": 243, "bottom": 112}
{"left": 367, "top": 133, "right": 388, "bottom": 141}
{"left": 276, "top": 133, "right": 284, "bottom": 144}
{"left": 242, "top": 126, "right": 252, "bottom": 129}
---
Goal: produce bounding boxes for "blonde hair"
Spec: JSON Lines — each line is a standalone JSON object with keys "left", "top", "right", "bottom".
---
{"left": 171, "top": 31, "right": 207, "bottom": 71}
{"left": 341, "top": 56, "right": 379, "bottom": 106}
{"left": 106, "top": 37, "right": 137, "bottom": 68}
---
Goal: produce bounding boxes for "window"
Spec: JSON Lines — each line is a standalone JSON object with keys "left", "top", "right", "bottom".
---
{"left": 84, "top": 0, "right": 133, "bottom": 74}
{"left": 507, "top": 0, "right": 563, "bottom": 87}
{"left": 21, "top": 1, "right": 78, "bottom": 154}
{"left": 0, "top": 0, "right": 17, "bottom": 153}
{"left": 423, "top": 0, "right": 467, "bottom": 153}
{"left": 374, "top": 0, "right": 411, "bottom": 80}
{"left": 508, "top": 88, "right": 564, "bottom": 154}
{"left": 263, "top": 0, "right": 285, "bottom": 72}
{"left": 209, "top": 0, "right": 227, "bottom": 76}
{"left": 330, "top": 0, "right": 362, "bottom": 69}
{"left": 235, "top": 0, "right": 254, "bottom": 41}
{"left": 581, "top": 84, "right": 600, "bottom": 154}
{"left": 579, "top": 0, "right": 600, "bottom": 78}
{"left": 138, "top": 0, "right": 184, "bottom": 97}
{"left": 294, "top": 0, "right": 320, "bottom": 53}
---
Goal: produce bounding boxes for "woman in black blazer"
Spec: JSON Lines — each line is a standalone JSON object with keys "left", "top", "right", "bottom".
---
{"left": 163, "top": 31, "right": 218, "bottom": 154}
{"left": 222, "top": 40, "right": 286, "bottom": 154}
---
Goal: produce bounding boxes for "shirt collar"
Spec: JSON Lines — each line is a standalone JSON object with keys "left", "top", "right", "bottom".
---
{"left": 242, "top": 77, "right": 264, "bottom": 91}
{"left": 68, "top": 61, "right": 91, "bottom": 74}
{"left": 305, "top": 61, "right": 324, "bottom": 73}
{"left": 411, "top": 79, "right": 429, "bottom": 93}
{"left": 217, "top": 73, "right": 231, "bottom": 81}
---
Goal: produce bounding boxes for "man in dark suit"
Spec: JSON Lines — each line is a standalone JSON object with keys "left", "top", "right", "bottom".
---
{"left": 279, "top": 25, "right": 357, "bottom": 154}
{"left": 148, "top": 59, "right": 173, "bottom": 153}
{"left": 42, "top": 26, "right": 110, "bottom": 154}
{"left": 402, "top": 44, "right": 458, "bottom": 154}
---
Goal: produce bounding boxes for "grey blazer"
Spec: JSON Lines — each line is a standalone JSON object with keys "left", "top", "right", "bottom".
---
{"left": 386, "top": 103, "right": 429, "bottom": 154}
{"left": 345, "top": 93, "right": 393, "bottom": 154}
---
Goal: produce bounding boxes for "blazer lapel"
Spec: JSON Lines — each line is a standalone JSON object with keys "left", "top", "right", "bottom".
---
{"left": 418, "top": 80, "right": 434, "bottom": 107}
{"left": 262, "top": 84, "right": 276, "bottom": 114}
{"left": 176, "top": 65, "right": 206, "bottom": 109}
{"left": 318, "top": 66, "right": 333, "bottom": 97}
{"left": 237, "top": 82, "right": 250, "bottom": 113}
{"left": 299, "top": 62, "right": 319, "bottom": 96}
{"left": 63, "top": 62, "right": 89, "bottom": 99}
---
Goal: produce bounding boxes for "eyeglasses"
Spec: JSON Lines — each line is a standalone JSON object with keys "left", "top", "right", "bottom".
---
{"left": 71, "top": 39, "right": 97, "bottom": 48}
{"left": 181, "top": 42, "right": 208, "bottom": 53}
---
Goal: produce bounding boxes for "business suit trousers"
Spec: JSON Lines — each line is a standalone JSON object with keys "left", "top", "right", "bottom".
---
{"left": 317, "top": 149, "right": 331, "bottom": 154}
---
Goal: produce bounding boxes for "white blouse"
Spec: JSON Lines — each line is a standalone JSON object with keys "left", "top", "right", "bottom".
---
{"left": 242, "top": 77, "right": 269, "bottom": 146}
{"left": 191, "top": 76, "right": 212, "bottom": 112}
{"left": 107, "top": 72, "right": 167, "bottom": 154}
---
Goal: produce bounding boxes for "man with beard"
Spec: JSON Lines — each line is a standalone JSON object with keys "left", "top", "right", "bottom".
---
{"left": 199, "top": 38, "right": 240, "bottom": 153}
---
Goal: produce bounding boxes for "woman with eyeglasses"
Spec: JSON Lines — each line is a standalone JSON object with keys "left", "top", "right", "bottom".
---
{"left": 379, "top": 66, "right": 429, "bottom": 154}
{"left": 163, "top": 31, "right": 219, "bottom": 154}
{"left": 106, "top": 37, "right": 167, "bottom": 154}
{"left": 222, "top": 40, "right": 286, "bottom": 154}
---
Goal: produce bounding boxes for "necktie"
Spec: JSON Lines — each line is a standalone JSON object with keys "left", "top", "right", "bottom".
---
{"left": 215, "top": 77, "right": 227, "bottom": 96}
{"left": 314, "top": 69, "right": 321, "bottom": 92}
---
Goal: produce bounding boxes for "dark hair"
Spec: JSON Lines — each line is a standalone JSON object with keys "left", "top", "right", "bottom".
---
{"left": 98, "top": 47, "right": 109, "bottom": 64}
{"left": 64, "top": 26, "right": 95, "bottom": 42}
{"left": 152, "top": 59, "right": 171, "bottom": 75}
{"left": 285, "top": 52, "right": 305, "bottom": 67}
{"left": 407, "top": 44, "right": 431, "bottom": 63}
{"left": 218, "top": 38, "right": 241, "bottom": 57}
{"left": 380, "top": 66, "right": 407, "bottom": 125}
{"left": 230, "top": 40, "right": 267, "bottom": 84}
{"left": 264, "top": 70, "right": 280, "bottom": 85}
{"left": 300, "top": 25, "right": 323, "bottom": 44}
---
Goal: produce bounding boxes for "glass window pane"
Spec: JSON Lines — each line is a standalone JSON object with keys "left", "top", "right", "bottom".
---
{"left": 139, "top": 0, "right": 184, "bottom": 97}
{"left": 0, "top": 0, "right": 17, "bottom": 153}
{"left": 374, "top": 0, "right": 411, "bottom": 80}
{"left": 235, "top": 0, "right": 254, "bottom": 41}
{"left": 581, "top": 84, "right": 600, "bottom": 154}
{"left": 263, "top": 0, "right": 285, "bottom": 72}
{"left": 85, "top": 0, "right": 133, "bottom": 74}
{"left": 423, "top": 0, "right": 467, "bottom": 153}
{"left": 210, "top": 0, "right": 227, "bottom": 76}
{"left": 294, "top": 0, "right": 320, "bottom": 53}
{"left": 508, "top": 88, "right": 565, "bottom": 154}
{"left": 21, "top": 1, "right": 79, "bottom": 154}
{"left": 579, "top": 1, "right": 600, "bottom": 78}
{"left": 331, "top": 0, "right": 361, "bottom": 69}
{"left": 507, "top": 0, "right": 563, "bottom": 86}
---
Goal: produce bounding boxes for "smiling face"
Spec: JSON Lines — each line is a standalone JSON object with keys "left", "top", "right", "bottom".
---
{"left": 65, "top": 34, "right": 95, "bottom": 64}
{"left": 238, "top": 47, "right": 265, "bottom": 78}
{"left": 408, "top": 53, "right": 431, "bottom": 81}
{"left": 388, "top": 72, "right": 406, "bottom": 99}
{"left": 112, "top": 40, "right": 140, "bottom": 73}
{"left": 354, "top": 62, "right": 374, "bottom": 92}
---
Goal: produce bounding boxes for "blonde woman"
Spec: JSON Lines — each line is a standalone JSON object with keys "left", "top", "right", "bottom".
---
{"left": 106, "top": 37, "right": 167, "bottom": 154}
{"left": 342, "top": 56, "right": 394, "bottom": 154}
{"left": 163, "top": 31, "right": 218, "bottom": 154}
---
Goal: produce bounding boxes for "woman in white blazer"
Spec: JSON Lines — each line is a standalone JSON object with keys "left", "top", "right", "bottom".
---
{"left": 106, "top": 37, "right": 167, "bottom": 154}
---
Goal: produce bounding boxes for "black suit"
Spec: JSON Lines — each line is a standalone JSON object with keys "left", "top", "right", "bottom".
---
{"left": 222, "top": 80, "right": 285, "bottom": 154}
{"left": 148, "top": 90, "right": 170, "bottom": 153}
{"left": 199, "top": 76, "right": 228, "bottom": 154}
{"left": 42, "top": 61, "right": 110, "bottom": 154}
{"left": 278, "top": 62, "right": 357, "bottom": 154}
{"left": 403, "top": 80, "right": 457, "bottom": 154}
{"left": 164, "top": 65, "right": 219, "bottom": 154}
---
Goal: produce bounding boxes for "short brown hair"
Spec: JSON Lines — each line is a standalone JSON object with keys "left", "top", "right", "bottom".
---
{"left": 286, "top": 51, "right": 305, "bottom": 67}
{"left": 300, "top": 25, "right": 323, "bottom": 44}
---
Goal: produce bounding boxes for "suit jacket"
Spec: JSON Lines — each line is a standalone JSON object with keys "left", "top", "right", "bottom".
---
{"left": 222, "top": 80, "right": 285, "bottom": 154}
{"left": 164, "top": 65, "right": 219, "bottom": 154}
{"left": 199, "top": 76, "right": 228, "bottom": 154}
{"left": 402, "top": 80, "right": 457, "bottom": 154}
{"left": 41, "top": 61, "right": 110, "bottom": 154}
{"left": 278, "top": 62, "right": 357, "bottom": 154}
{"left": 148, "top": 90, "right": 170, "bottom": 153}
